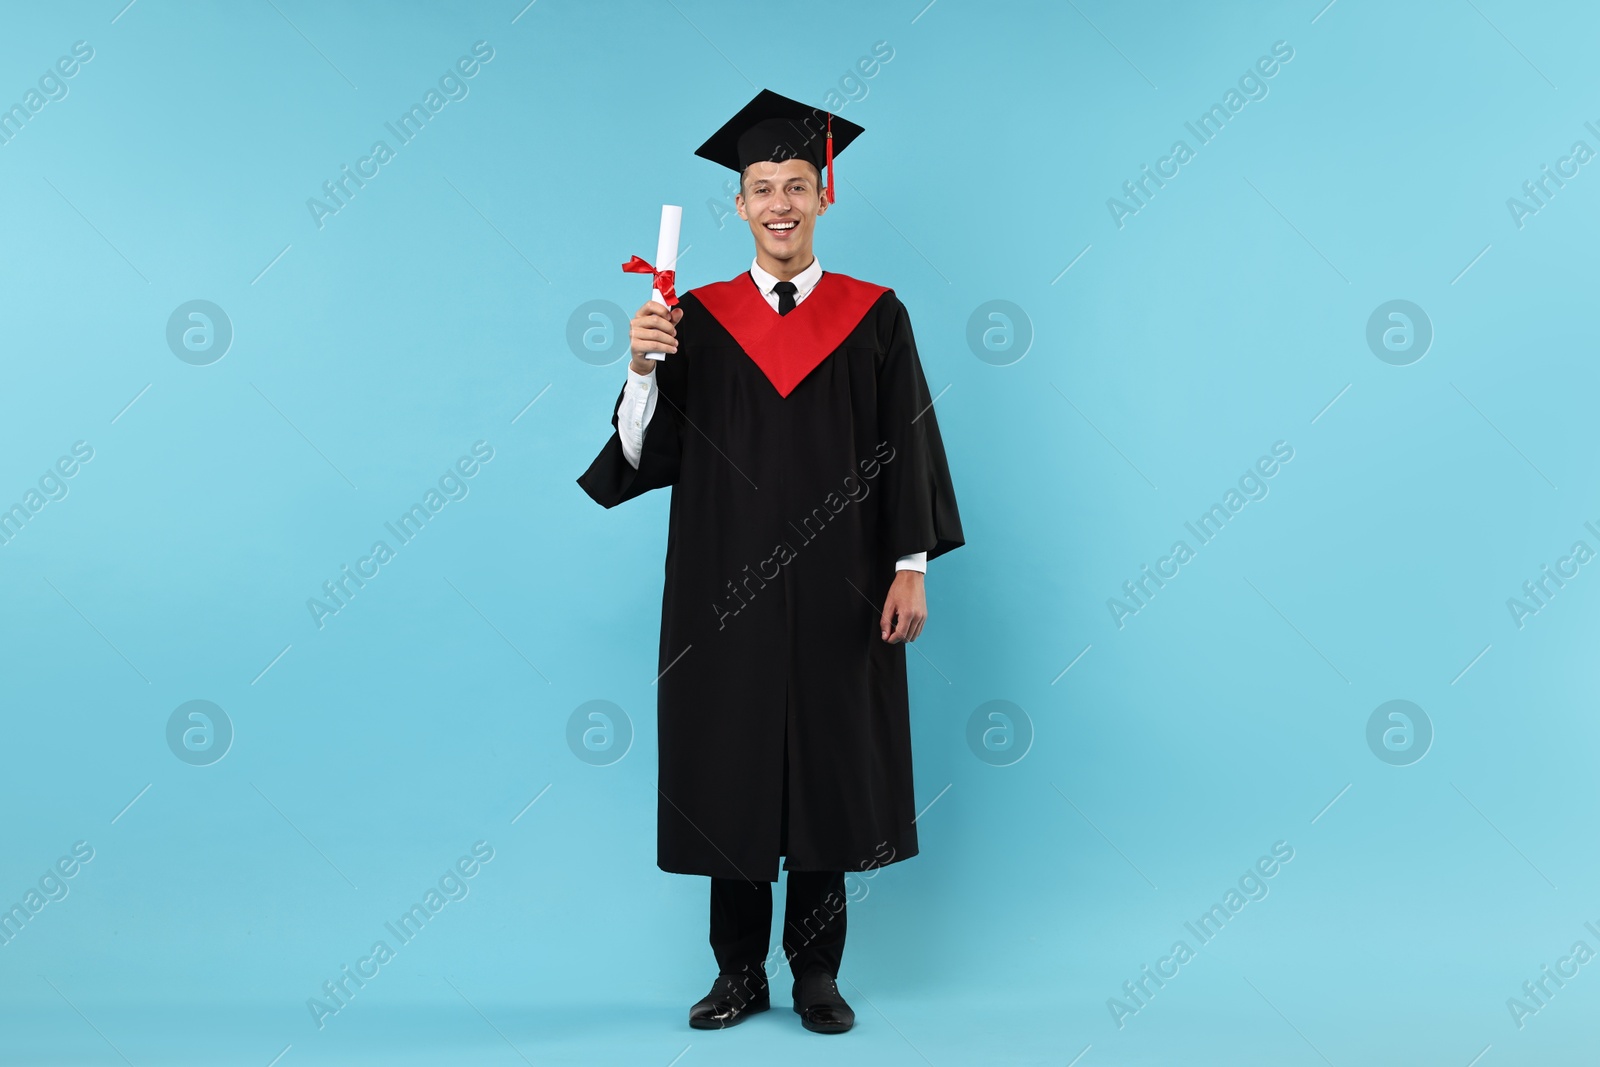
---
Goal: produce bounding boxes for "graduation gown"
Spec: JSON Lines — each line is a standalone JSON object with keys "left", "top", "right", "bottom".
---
{"left": 577, "top": 270, "right": 963, "bottom": 882}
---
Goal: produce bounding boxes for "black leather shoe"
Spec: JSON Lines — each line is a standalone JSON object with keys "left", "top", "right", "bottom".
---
{"left": 688, "top": 972, "right": 771, "bottom": 1030}
{"left": 792, "top": 970, "right": 854, "bottom": 1034}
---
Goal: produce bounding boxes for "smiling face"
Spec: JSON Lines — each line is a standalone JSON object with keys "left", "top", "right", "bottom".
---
{"left": 736, "top": 157, "right": 828, "bottom": 278}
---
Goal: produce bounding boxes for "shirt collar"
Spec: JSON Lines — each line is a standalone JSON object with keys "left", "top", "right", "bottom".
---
{"left": 750, "top": 255, "right": 823, "bottom": 299}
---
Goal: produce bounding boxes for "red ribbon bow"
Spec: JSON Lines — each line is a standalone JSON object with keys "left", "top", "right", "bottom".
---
{"left": 621, "top": 255, "right": 678, "bottom": 307}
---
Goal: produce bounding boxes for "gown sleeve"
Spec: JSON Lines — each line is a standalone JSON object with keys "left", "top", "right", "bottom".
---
{"left": 874, "top": 293, "right": 965, "bottom": 563}
{"left": 575, "top": 299, "right": 692, "bottom": 508}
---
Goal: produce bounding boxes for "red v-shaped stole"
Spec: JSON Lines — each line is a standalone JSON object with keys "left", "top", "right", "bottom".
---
{"left": 690, "top": 272, "right": 889, "bottom": 398}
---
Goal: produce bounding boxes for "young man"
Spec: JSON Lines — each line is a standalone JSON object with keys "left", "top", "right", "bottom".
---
{"left": 577, "top": 89, "right": 963, "bottom": 1035}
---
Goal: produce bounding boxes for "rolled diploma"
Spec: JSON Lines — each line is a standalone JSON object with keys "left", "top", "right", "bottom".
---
{"left": 645, "top": 204, "right": 682, "bottom": 361}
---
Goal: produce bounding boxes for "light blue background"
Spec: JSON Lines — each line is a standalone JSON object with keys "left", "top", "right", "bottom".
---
{"left": 1, "top": 1, "right": 1596, "bottom": 1064}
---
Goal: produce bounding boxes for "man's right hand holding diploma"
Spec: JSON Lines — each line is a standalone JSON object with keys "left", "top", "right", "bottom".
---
{"left": 629, "top": 300, "right": 684, "bottom": 375}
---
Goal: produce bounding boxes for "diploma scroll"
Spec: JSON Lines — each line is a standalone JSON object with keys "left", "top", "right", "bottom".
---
{"left": 643, "top": 205, "right": 682, "bottom": 361}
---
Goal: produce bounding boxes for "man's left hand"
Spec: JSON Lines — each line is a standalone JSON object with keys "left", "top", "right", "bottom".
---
{"left": 881, "top": 570, "right": 927, "bottom": 644}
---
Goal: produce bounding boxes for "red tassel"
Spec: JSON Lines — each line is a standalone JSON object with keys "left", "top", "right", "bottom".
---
{"left": 825, "top": 112, "right": 835, "bottom": 204}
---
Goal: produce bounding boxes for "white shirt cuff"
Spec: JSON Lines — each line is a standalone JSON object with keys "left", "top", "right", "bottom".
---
{"left": 895, "top": 552, "right": 927, "bottom": 573}
{"left": 616, "top": 366, "right": 657, "bottom": 469}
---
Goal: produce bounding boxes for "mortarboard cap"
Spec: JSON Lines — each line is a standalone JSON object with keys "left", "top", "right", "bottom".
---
{"left": 694, "top": 88, "right": 865, "bottom": 204}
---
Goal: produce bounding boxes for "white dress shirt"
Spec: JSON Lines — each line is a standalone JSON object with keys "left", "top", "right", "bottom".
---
{"left": 617, "top": 257, "right": 928, "bottom": 573}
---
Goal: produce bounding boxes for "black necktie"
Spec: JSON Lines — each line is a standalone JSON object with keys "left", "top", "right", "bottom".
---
{"left": 773, "top": 280, "right": 798, "bottom": 316}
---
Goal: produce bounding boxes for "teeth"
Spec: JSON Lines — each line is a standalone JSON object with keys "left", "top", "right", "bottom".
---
{"left": 767, "top": 221, "right": 796, "bottom": 230}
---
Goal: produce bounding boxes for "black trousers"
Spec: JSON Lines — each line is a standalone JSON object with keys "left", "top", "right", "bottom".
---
{"left": 708, "top": 725, "right": 847, "bottom": 989}
{"left": 710, "top": 869, "right": 847, "bottom": 990}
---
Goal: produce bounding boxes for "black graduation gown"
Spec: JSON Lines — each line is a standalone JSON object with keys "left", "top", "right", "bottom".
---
{"left": 577, "top": 270, "right": 963, "bottom": 882}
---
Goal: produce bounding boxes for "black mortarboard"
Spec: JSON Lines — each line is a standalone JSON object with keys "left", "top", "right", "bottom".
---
{"left": 693, "top": 89, "right": 865, "bottom": 204}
